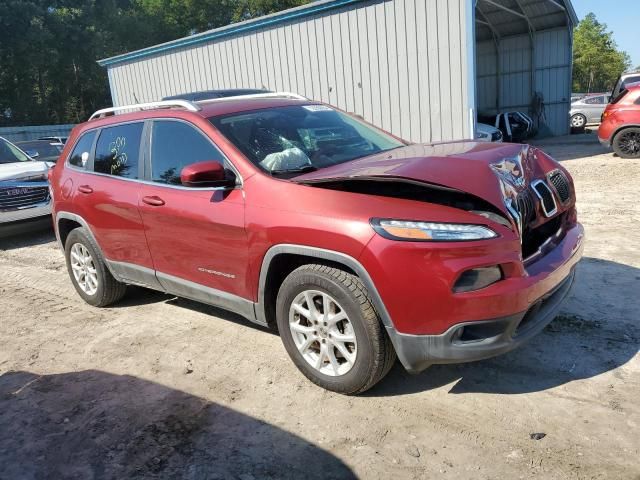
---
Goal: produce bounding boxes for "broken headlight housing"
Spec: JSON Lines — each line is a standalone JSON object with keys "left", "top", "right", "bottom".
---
{"left": 371, "top": 219, "right": 498, "bottom": 242}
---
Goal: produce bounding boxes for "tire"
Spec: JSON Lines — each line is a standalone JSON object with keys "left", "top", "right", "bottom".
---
{"left": 612, "top": 127, "right": 640, "bottom": 159}
{"left": 570, "top": 114, "right": 586, "bottom": 129}
{"left": 276, "top": 264, "right": 396, "bottom": 395}
{"left": 64, "top": 227, "right": 126, "bottom": 307}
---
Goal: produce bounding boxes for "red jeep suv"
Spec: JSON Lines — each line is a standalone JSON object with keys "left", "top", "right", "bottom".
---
{"left": 50, "top": 93, "right": 584, "bottom": 394}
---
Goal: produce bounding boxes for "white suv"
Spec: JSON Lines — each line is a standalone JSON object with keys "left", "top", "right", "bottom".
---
{"left": 0, "top": 136, "right": 53, "bottom": 225}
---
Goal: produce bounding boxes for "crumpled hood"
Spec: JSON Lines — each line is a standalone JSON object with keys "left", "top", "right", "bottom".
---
{"left": 294, "top": 141, "right": 540, "bottom": 217}
{"left": 0, "top": 161, "right": 51, "bottom": 182}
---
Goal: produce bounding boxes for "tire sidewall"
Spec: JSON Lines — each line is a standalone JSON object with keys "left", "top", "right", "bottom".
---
{"left": 64, "top": 228, "right": 109, "bottom": 306}
{"left": 613, "top": 128, "right": 640, "bottom": 159}
{"left": 276, "top": 269, "right": 378, "bottom": 393}
{"left": 571, "top": 114, "right": 585, "bottom": 128}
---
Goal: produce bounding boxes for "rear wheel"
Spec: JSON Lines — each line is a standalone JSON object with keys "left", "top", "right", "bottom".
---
{"left": 276, "top": 264, "right": 396, "bottom": 395}
{"left": 64, "top": 227, "right": 126, "bottom": 307}
{"left": 612, "top": 127, "right": 640, "bottom": 159}
{"left": 570, "top": 114, "right": 586, "bottom": 129}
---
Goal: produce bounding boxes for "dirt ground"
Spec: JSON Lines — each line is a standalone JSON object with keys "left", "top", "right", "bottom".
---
{"left": 1, "top": 132, "right": 638, "bottom": 480}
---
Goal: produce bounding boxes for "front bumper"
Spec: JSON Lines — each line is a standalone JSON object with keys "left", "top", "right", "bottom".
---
{"left": 0, "top": 201, "right": 51, "bottom": 224}
{"left": 387, "top": 269, "right": 576, "bottom": 373}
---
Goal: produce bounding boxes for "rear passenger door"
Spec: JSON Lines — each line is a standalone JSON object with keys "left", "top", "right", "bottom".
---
{"left": 70, "top": 121, "right": 157, "bottom": 283}
{"left": 137, "top": 119, "right": 250, "bottom": 301}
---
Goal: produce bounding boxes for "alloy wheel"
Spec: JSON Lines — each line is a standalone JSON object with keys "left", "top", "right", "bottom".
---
{"left": 571, "top": 115, "right": 585, "bottom": 128}
{"left": 70, "top": 243, "right": 98, "bottom": 295}
{"left": 618, "top": 130, "right": 640, "bottom": 156}
{"left": 289, "top": 290, "right": 357, "bottom": 376}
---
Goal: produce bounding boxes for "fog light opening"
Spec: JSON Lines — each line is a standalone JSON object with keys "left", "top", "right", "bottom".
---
{"left": 453, "top": 266, "right": 503, "bottom": 293}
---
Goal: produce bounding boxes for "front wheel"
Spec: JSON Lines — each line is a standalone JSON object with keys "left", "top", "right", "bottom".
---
{"left": 276, "top": 264, "right": 396, "bottom": 394}
{"left": 612, "top": 127, "right": 640, "bottom": 158}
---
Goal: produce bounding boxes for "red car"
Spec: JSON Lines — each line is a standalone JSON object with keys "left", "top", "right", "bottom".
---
{"left": 598, "top": 82, "right": 640, "bottom": 158}
{"left": 49, "top": 93, "right": 584, "bottom": 394}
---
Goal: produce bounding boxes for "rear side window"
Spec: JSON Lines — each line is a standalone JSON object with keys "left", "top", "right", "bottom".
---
{"left": 69, "top": 131, "right": 96, "bottom": 168}
{"left": 150, "top": 120, "right": 226, "bottom": 185}
{"left": 94, "top": 122, "right": 143, "bottom": 179}
{"left": 622, "top": 75, "right": 640, "bottom": 89}
{"left": 584, "top": 96, "right": 605, "bottom": 104}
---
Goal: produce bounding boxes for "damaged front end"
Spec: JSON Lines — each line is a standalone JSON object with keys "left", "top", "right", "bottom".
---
{"left": 296, "top": 143, "right": 576, "bottom": 266}
{"left": 489, "top": 146, "right": 576, "bottom": 264}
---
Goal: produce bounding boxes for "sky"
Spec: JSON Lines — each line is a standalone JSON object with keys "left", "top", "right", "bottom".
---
{"left": 572, "top": 0, "right": 640, "bottom": 69}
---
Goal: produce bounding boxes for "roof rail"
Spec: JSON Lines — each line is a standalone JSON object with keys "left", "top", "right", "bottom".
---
{"left": 196, "top": 91, "right": 308, "bottom": 105}
{"left": 88, "top": 99, "right": 200, "bottom": 121}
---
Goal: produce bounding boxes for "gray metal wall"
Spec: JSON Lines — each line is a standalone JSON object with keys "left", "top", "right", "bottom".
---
{"left": 107, "top": 0, "right": 475, "bottom": 143}
{"left": 0, "top": 124, "right": 75, "bottom": 143}
{"left": 476, "top": 27, "right": 572, "bottom": 136}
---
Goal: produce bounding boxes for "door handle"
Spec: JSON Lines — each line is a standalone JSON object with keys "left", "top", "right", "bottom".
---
{"left": 78, "top": 185, "right": 93, "bottom": 194}
{"left": 142, "top": 195, "right": 165, "bottom": 207}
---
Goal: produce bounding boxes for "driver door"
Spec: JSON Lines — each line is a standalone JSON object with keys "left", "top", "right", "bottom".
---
{"left": 137, "top": 119, "right": 250, "bottom": 302}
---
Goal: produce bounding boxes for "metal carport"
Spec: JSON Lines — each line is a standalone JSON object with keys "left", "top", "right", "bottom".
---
{"left": 475, "top": 0, "right": 578, "bottom": 136}
{"left": 98, "top": 0, "right": 577, "bottom": 142}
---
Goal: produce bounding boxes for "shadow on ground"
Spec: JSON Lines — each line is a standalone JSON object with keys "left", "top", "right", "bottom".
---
{"left": 0, "top": 221, "right": 54, "bottom": 249}
{"left": 0, "top": 370, "right": 355, "bottom": 480}
{"left": 366, "top": 257, "right": 639, "bottom": 397}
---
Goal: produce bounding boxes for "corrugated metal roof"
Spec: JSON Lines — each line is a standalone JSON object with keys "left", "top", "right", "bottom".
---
{"left": 475, "top": 0, "right": 577, "bottom": 41}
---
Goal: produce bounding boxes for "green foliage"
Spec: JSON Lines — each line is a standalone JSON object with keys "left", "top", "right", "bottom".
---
{"left": 0, "top": 0, "right": 310, "bottom": 126}
{"left": 572, "top": 13, "right": 631, "bottom": 93}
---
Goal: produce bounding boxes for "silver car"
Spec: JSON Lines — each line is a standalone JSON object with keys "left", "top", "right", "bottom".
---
{"left": 0, "top": 137, "right": 52, "bottom": 225}
{"left": 569, "top": 94, "right": 610, "bottom": 128}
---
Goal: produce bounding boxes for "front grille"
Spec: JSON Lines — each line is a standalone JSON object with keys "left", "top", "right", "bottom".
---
{"left": 0, "top": 186, "right": 49, "bottom": 209}
{"left": 548, "top": 170, "right": 571, "bottom": 203}
{"left": 516, "top": 189, "right": 535, "bottom": 224}
{"left": 521, "top": 214, "right": 563, "bottom": 260}
{"left": 531, "top": 180, "right": 557, "bottom": 217}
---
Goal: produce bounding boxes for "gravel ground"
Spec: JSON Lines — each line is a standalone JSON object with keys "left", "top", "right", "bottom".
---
{"left": 1, "top": 132, "right": 638, "bottom": 479}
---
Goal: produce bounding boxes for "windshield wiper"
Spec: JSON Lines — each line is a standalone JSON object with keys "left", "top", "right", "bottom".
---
{"left": 270, "top": 165, "right": 318, "bottom": 176}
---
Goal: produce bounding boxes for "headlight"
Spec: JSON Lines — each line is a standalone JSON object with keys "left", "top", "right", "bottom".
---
{"left": 371, "top": 219, "right": 498, "bottom": 241}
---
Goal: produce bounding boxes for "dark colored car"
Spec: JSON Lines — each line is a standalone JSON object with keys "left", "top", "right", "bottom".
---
{"left": 16, "top": 140, "right": 64, "bottom": 163}
{"left": 162, "top": 89, "right": 270, "bottom": 102}
{"left": 598, "top": 82, "right": 640, "bottom": 158}
{"left": 50, "top": 94, "right": 583, "bottom": 394}
{"left": 38, "top": 136, "right": 68, "bottom": 145}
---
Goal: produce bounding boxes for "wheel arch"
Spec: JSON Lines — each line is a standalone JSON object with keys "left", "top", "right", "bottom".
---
{"left": 611, "top": 124, "right": 640, "bottom": 143}
{"left": 256, "top": 244, "right": 395, "bottom": 332}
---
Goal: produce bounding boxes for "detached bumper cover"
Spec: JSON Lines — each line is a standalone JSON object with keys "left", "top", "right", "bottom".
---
{"left": 388, "top": 270, "right": 576, "bottom": 373}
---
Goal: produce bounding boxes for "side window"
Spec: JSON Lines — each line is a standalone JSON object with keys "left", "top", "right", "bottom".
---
{"left": 584, "top": 96, "right": 603, "bottom": 104}
{"left": 68, "top": 131, "right": 96, "bottom": 168}
{"left": 622, "top": 76, "right": 640, "bottom": 88}
{"left": 150, "top": 120, "right": 226, "bottom": 185}
{"left": 94, "top": 122, "right": 143, "bottom": 179}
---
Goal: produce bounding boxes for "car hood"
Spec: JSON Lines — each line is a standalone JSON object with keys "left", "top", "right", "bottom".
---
{"left": 0, "top": 161, "right": 52, "bottom": 182}
{"left": 294, "top": 141, "right": 543, "bottom": 219}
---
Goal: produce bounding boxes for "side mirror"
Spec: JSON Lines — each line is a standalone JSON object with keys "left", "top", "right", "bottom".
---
{"left": 180, "top": 161, "right": 235, "bottom": 188}
{"left": 26, "top": 150, "right": 39, "bottom": 158}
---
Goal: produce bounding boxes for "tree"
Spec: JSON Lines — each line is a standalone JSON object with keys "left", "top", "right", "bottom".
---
{"left": 0, "top": 0, "right": 310, "bottom": 126}
{"left": 572, "top": 13, "right": 631, "bottom": 93}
